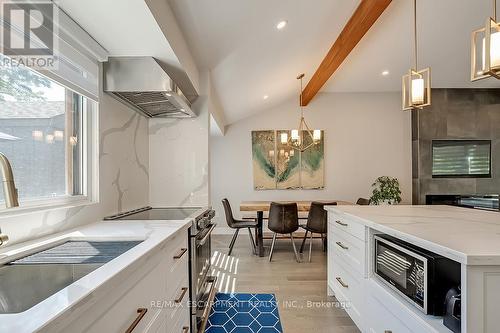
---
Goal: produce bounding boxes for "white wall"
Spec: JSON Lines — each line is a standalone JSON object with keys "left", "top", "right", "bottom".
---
{"left": 0, "top": 73, "right": 150, "bottom": 245}
{"left": 210, "top": 92, "right": 412, "bottom": 233}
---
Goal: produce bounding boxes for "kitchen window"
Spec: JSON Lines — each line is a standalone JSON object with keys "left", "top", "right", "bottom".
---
{"left": 0, "top": 55, "right": 98, "bottom": 210}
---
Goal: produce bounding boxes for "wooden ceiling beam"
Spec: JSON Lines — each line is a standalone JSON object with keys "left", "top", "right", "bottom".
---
{"left": 301, "top": 0, "right": 392, "bottom": 106}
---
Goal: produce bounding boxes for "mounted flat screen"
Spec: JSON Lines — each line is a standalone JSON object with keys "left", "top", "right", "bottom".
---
{"left": 432, "top": 140, "right": 491, "bottom": 178}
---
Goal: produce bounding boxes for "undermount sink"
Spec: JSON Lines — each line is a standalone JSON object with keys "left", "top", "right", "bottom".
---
{"left": 0, "top": 240, "right": 142, "bottom": 314}
{"left": 0, "top": 263, "right": 102, "bottom": 314}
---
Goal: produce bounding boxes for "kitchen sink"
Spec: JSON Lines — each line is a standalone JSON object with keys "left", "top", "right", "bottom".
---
{"left": 0, "top": 240, "right": 142, "bottom": 314}
{"left": 0, "top": 263, "right": 102, "bottom": 314}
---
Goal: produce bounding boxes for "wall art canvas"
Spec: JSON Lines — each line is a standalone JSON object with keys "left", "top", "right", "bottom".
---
{"left": 251, "top": 130, "right": 276, "bottom": 190}
{"left": 276, "top": 130, "right": 300, "bottom": 189}
{"left": 300, "top": 130, "right": 325, "bottom": 189}
{"left": 251, "top": 130, "right": 325, "bottom": 190}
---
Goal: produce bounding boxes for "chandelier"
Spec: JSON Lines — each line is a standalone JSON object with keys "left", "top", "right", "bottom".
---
{"left": 471, "top": 0, "right": 500, "bottom": 80}
{"left": 402, "top": 0, "right": 431, "bottom": 111}
{"left": 280, "top": 73, "right": 321, "bottom": 152}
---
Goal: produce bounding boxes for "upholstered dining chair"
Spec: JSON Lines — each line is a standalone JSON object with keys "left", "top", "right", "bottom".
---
{"left": 222, "top": 198, "right": 258, "bottom": 256}
{"left": 268, "top": 202, "right": 300, "bottom": 262}
{"left": 299, "top": 201, "right": 337, "bottom": 262}
{"left": 356, "top": 198, "right": 371, "bottom": 205}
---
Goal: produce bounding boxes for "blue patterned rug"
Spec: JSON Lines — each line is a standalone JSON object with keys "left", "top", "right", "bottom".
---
{"left": 205, "top": 293, "right": 283, "bottom": 333}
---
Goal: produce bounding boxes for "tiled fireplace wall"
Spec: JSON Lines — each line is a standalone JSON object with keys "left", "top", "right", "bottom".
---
{"left": 412, "top": 89, "right": 500, "bottom": 204}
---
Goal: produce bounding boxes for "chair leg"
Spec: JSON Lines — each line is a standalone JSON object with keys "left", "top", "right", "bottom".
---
{"left": 322, "top": 234, "right": 327, "bottom": 252}
{"left": 228, "top": 229, "right": 240, "bottom": 256}
{"left": 269, "top": 233, "right": 277, "bottom": 262}
{"left": 290, "top": 233, "right": 301, "bottom": 263}
{"left": 308, "top": 231, "right": 314, "bottom": 262}
{"left": 299, "top": 230, "right": 308, "bottom": 253}
{"left": 248, "top": 227, "right": 257, "bottom": 255}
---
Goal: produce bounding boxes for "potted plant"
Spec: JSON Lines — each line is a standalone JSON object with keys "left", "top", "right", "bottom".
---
{"left": 369, "top": 176, "right": 402, "bottom": 205}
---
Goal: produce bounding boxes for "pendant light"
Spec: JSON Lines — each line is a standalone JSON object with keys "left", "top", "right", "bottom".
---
{"left": 402, "top": 0, "right": 431, "bottom": 111}
{"left": 471, "top": 0, "right": 500, "bottom": 80}
{"left": 280, "top": 73, "right": 321, "bottom": 152}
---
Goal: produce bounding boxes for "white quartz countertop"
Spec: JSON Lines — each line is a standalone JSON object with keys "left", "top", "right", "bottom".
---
{"left": 0, "top": 219, "right": 191, "bottom": 333}
{"left": 326, "top": 205, "right": 500, "bottom": 265}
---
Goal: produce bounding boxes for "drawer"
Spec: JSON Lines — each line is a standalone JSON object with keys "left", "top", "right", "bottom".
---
{"left": 166, "top": 278, "right": 190, "bottom": 332}
{"left": 366, "top": 279, "right": 434, "bottom": 333}
{"left": 328, "top": 212, "right": 366, "bottom": 241}
{"left": 84, "top": 262, "right": 167, "bottom": 333}
{"left": 168, "top": 300, "right": 190, "bottom": 333}
{"left": 331, "top": 259, "right": 364, "bottom": 330}
{"left": 329, "top": 228, "right": 365, "bottom": 276}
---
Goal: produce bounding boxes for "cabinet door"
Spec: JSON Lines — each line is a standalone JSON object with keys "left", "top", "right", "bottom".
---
{"left": 366, "top": 292, "right": 414, "bottom": 333}
{"left": 84, "top": 260, "right": 167, "bottom": 333}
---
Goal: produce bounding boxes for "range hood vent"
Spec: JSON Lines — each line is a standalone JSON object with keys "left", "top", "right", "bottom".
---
{"left": 104, "top": 57, "right": 197, "bottom": 118}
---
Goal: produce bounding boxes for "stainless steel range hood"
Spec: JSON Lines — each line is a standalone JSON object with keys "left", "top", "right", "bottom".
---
{"left": 103, "top": 57, "right": 198, "bottom": 118}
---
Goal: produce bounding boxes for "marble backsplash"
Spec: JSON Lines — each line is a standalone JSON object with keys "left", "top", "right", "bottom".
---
{"left": 148, "top": 102, "right": 209, "bottom": 208}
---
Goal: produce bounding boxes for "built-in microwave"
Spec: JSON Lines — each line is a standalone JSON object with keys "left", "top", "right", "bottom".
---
{"left": 374, "top": 235, "right": 460, "bottom": 315}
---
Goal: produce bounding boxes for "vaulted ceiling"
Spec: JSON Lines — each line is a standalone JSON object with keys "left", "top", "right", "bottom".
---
{"left": 169, "top": 0, "right": 500, "bottom": 124}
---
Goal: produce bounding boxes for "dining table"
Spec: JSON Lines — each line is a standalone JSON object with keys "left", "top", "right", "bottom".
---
{"left": 240, "top": 200, "right": 352, "bottom": 257}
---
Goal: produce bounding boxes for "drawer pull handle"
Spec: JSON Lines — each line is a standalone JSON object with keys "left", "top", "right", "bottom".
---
{"left": 384, "top": 331, "right": 393, "bottom": 333}
{"left": 174, "top": 248, "right": 188, "bottom": 259}
{"left": 336, "top": 241, "right": 349, "bottom": 250}
{"left": 125, "top": 308, "right": 147, "bottom": 333}
{"left": 335, "top": 220, "right": 348, "bottom": 227}
{"left": 336, "top": 277, "right": 348, "bottom": 288}
{"left": 175, "top": 287, "right": 188, "bottom": 303}
{"left": 182, "top": 327, "right": 189, "bottom": 333}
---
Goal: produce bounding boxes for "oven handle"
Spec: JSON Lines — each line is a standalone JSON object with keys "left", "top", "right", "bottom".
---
{"left": 198, "top": 277, "right": 217, "bottom": 333}
{"left": 198, "top": 224, "right": 217, "bottom": 246}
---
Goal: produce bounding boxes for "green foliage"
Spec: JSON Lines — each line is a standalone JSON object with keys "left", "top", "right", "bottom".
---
{"left": 370, "top": 176, "right": 402, "bottom": 205}
{"left": 0, "top": 55, "right": 50, "bottom": 101}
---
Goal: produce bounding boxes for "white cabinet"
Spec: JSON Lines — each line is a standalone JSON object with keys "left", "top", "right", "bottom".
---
{"left": 328, "top": 211, "right": 367, "bottom": 331}
{"left": 50, "top": 226, "right": 190, "bottom": 333}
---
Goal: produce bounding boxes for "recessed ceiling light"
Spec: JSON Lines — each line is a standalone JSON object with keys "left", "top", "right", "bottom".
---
{"left": 276, "top": 20, "right": 287, "bottom": 30}
{"left": 263, "top": 95, "right": 269, "bottom": 100}
{"left": 382, "top": 70, "right": 390, "bottom": 76}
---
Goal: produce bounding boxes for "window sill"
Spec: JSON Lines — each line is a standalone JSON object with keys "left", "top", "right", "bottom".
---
{"left": 0, "top": 196, "right": 97, "bottom": 218}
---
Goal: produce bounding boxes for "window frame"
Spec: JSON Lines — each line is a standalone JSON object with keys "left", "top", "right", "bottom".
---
{"left": 0, "top": 86, "right": 99, "bottom": 216}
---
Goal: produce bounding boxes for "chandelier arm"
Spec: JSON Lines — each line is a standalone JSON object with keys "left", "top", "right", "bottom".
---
{"left": 494, "top": 0, "right": 497, "bottom": 21}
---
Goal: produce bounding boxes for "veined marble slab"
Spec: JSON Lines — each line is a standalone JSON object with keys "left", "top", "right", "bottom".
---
{"left": 326, "top": 205, "right": 500, "bottom": 265}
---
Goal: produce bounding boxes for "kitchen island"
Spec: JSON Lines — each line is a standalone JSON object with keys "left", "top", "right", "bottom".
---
{"left": 326, "top": 204, "right": 500, "bottom": 333}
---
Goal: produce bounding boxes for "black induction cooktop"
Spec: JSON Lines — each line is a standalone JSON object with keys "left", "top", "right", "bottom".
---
{"left": 104, "top": 206, "right": 204, "bottom": 221}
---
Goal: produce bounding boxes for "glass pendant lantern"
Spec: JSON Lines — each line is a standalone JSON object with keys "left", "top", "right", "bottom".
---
{"left": 471, "top": 0, "right": 500, "bottom": 80}
{"left": 402, "top": 0, "right": 431, "bottom": 111}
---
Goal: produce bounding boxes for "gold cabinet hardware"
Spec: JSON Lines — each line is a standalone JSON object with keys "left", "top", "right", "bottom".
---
{"left": 173, "top": 248, "right": 188, "bottom": 259}
{"left": 175, "top": 287, "right": 188, "bottom": 303}
{"left": 125, "top": 308, "right": 147, "bottom": 333}
{"left": 336, "top": 241, "right": 349, "bottom": 250}
{"left": 336, "top": 277, "right": 348, "bottom": 288}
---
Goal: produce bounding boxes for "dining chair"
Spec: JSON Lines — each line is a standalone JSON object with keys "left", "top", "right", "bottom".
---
{"left": 222, "top": 199, "right": 258, "bottom": 256}
{"left": 268, "top": 202, "right": 300, "bottom": 262}
{"left": 299, "top": 201, "right": 337, "bottom": 262}
{"left": 356, "top": 198, "right": 371, "bottom": 205}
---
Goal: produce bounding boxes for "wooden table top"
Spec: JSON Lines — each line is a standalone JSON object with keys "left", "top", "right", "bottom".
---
{"left": 240, "top": 200, "right": 352, "bottom": 212}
